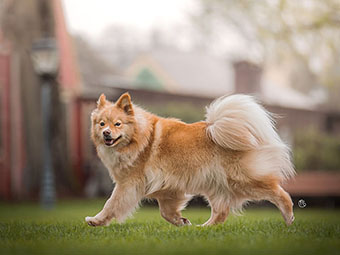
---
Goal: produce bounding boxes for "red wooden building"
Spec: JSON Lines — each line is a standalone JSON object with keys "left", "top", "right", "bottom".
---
{"left": 0, "top": 0, "right": 83, "bottom": 199}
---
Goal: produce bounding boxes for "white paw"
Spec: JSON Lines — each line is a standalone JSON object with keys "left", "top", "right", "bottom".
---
{"left": 179, "top": 217, "right": 192, "bottom": 226}
{"left": 85, "top": 216, "right": 109, "bottom": 227}
{"left": 285, "top": 214, "right": 295, "bottom": 226}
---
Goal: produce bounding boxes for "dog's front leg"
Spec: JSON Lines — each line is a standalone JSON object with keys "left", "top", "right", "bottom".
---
{"left": 85, "top": 183, "right": 143, "bottom": 227}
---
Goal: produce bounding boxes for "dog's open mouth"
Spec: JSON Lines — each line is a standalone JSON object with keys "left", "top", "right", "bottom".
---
{"left": 104, "top": 135, "right": 122, "bottom": 146}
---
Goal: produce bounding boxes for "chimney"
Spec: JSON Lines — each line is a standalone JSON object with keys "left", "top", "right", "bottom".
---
{"left": 233, "top": 61, "right": 262, "bottom": 95}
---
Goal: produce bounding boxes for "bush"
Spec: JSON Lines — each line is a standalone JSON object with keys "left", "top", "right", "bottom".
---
{"left": 293, "top": 128, "right": 340, "bottom": 171}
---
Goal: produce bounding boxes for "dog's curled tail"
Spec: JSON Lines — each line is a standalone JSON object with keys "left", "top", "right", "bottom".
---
{"left": 205, "top": 94, "right": 276, "bottom": 151}
{"left": 205, "top": 94, "right": 295, "bottom": 180}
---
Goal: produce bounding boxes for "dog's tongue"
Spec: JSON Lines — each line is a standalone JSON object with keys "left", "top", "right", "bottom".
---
{"left": 105, "top": 139, "right": 114, "bottom": 146}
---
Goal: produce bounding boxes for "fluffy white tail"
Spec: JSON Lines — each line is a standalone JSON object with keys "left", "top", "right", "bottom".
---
{"left": 205, "top": 94, "right": 295, "bottom": 180}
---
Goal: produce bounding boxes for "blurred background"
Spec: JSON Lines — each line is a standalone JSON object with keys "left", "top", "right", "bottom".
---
{"left": 0, "top": 0, "right": 339, "bottom": 207}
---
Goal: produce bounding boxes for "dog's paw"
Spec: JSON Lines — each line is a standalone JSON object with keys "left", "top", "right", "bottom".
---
{"left": 285, "top": 214, "right": 295, "bottom": 226}
{"left": 85, "top": 216, "right": 109, "bottom": 227}
{"left": 179, "top": 217, "right": 192, "bottom": 226}
{"left": 283, "top": 213, "right": 295, "bottom": 226}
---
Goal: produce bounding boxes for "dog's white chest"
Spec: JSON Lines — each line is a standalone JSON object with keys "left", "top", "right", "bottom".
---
{"left": 97, "top": 145, "right": 120, "bottom": 172}
{"left": 97, "top": 145, "right": 139, "bottom": 180}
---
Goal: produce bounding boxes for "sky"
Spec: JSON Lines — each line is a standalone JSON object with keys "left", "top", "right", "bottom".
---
{"left": 62, "top": 0, "right": 196, "bottom": 40}
{"left": 61, "top": 0, "right": 250, "bottom": 58}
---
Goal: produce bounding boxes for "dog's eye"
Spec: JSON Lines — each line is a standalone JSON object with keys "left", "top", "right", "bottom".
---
{"left": 114, "top": 122, "right": 121, "bottom": 127}
{"left": 100, "top": 121, "right": 105, "bottom": 126}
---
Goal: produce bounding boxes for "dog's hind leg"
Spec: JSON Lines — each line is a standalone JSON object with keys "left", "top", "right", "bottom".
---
{"left": 266, "top": 185, "right": 294, "bottom": 226}
{"left": 250, "top": 178, "right": 294, "bottom": 226}
{"left": 202, "top": 196, "right": 229, "bottom": 226}
{"left": 157, "top": 194, "right": 192, "bottom": 226}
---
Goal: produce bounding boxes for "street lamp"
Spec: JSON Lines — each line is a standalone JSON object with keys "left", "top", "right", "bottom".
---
{"left": 31, "top": 38, "right": 59, "bottom": 209}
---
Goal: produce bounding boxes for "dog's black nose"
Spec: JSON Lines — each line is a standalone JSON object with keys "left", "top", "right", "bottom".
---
{"left": 103, "top": 130, "right": 111, "bottom": 136}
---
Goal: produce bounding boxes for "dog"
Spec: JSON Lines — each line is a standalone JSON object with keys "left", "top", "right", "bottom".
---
{"left": 85, "top": 92, "right": 295, "bottom": 227}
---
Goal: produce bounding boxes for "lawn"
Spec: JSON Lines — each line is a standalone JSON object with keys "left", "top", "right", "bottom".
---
{"left": 0, "top": 199, "right": 339, "bottom": 255}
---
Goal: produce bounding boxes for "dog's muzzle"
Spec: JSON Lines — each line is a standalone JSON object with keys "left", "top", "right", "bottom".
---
{"left": 103, "top": 134, "right": 122, "bottom": 146}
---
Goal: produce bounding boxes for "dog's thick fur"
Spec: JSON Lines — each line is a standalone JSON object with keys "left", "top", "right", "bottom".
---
{"left": 86, "top": 93, "right": 295, "bottom": 227}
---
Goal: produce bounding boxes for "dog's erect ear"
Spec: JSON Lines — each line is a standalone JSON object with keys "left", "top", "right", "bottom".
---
{"left": 97, "top": 93, "right": 108, "bottom": 110}
{"left": 116, "top": 92, "right": 133, "bottom": 115}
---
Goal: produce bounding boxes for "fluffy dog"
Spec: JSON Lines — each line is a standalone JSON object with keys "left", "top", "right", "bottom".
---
{"left": 85, "top": 92, "right": 295, "bottom": 227}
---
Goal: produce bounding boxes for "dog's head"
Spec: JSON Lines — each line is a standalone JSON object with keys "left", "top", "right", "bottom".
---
{"left": 91, "top": 93, "right": 135, "bottom": 148}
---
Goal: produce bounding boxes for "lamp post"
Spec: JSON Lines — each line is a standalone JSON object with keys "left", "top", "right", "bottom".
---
{"left": 31, "top": 38, "right": 59, "bottom": 209}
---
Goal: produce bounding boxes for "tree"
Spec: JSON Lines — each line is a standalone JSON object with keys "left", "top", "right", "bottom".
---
{"left": 195, "top": 0, "right": 340, "bottom": 109}
{"left": 73, "top": 35, "right": 117, "bottom": 87}
{"left": 96, "top": 25, "right": 148, "bottom": 71}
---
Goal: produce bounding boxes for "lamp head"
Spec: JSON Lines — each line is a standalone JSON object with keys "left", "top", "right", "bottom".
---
{"left": 31, "top": 38, "right": 59, "bottom": 78}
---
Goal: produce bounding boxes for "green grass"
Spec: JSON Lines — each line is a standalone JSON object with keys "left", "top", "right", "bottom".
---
{"left": 0, "top": 200, "right": 339, "bottom": 255}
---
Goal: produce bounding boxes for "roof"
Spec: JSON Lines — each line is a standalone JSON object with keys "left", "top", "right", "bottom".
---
{"left": 126, "top": 50, "right": 233, "bottom": 97}
{"left": 125, "top": 49, "right": 323, "bottom": 109}
{"left": 261, "top": 80, "right": 320, "bottom": 110}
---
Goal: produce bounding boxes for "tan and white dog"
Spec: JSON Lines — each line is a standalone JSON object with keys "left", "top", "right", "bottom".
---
{"left": 85, "top": 93, "right": 295, "bottom": 227}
